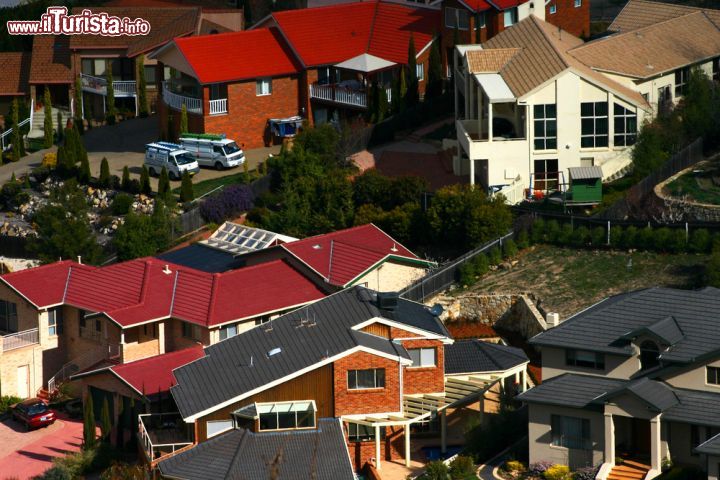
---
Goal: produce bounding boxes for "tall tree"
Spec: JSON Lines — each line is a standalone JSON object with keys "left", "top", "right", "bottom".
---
{"left": 158, "top": 166, "right": 171, "bottom": 202}
{"left": 56, "top": 111, "right": 64, "bottom": 143}
{"left": 122, "top": 166, "right": 131, "bottom": 191}
{"left": 99, "top": 157, "right": 111, "bottom": 188}
{"left": 406, "top": 34, "right": 419, "bottom": 107}
{"left": 179, "top": 104, "right": 188, "bottom": 135}
{"left": 83, "top": 395, "right": 96, "bottom": 450}
{"left": 426, "top": 39, "right": 443, "bottom": 99}
{"left": 180, "top": 171, "right": 194, "bottom": 203}
{"left": 105, "top": 62, "right": 117, "bottom": 124}
{"left": 74, "top": 76, "right": 84, "bottom": 133}
{"left": 140, "top": 165, "right": 151, "bottom": 195}
{"left": 9, "top": 98, "right": 23, "bottom": 162}
{"left": 136, "top": 55, "right": 149, "bottom": 118}
{"left": 43, "top": 87, "right": 53, "bottom": 148}
{"left": 100, "top": 397, "right": 112, "bottom": 441}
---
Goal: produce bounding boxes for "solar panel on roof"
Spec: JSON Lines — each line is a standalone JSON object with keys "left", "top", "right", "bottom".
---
{"left": 202, "top": 222, "right": 296, "bottom": 255}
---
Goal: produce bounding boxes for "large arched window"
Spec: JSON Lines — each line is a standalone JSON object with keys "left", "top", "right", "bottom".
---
{"left": 640, "top": 341, "right": 660, "bottom": 370}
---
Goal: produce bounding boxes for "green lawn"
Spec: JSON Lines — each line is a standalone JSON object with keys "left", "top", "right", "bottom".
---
{"left": 174, "top": 170, "right": 255, "bottom": 199}
{"left": 665, "top": 162, "right": 720, "bottom": 204}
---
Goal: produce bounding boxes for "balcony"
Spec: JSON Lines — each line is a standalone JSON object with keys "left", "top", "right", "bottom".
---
{"left": 139, "top": 412, "right": 194, "bottom": 465}
{"left": 456, "top": 117, "right": 527, "bottom": 160}
{"left": 310, "top": 83, "right": 367, "bottom": 108}
{"left": 0, "top": 328, "right": 39, "bottom": 353}
{"left": 80, "top": 73, "right": 136, "bottom": 98}
{"left": 209, "top": 98, "right": 227, "bottom": 115}
{"left": 162, "top": 82, "right": 202, "bottom": 115}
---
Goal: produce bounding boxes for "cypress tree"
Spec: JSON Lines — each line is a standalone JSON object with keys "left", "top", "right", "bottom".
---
{"left": 377, "top": 85, "right": 389, "bottom": 123}
{"left": 180, "top": 104, "right": 188, "bottom": 135}
{"left": 406, "top": 34, "right": 419, "bottom": 106}
{"left": 74, "top": 76, "right": 84, "bottom": 134}
{"left": 56, "top": 111, "right": 64, "bottom": 143}
{"left": 398, "top": 68, "right": 408, "bottom": 113}
{"left": 23, "top": 175, "right": 30, "bottom": 189}
{"left": 83, "top": 396, "right": 96, "bottom": 450}
{"left": 78, "top": 153, "right": 91, "bottom": 184}
{"left": 180, "top": 171, "right": 194, "bottom": 202}
{"left": 99, "top": 157, "right": 110, "bottom": 188}
{"left": 100, "top": 397, "right": 112, "bottom": 442}
{"left": 136, "top": 55, "right": 149, "bottom": 118}
{"left": 10, "top": 99, "right": 22, "bottom": 162}
{"left": 10, "top": 172, "right": 16, "bottom": 184}
{"left": 43, "top": 88, "right": 53, "bottom": 148}
{"left": 158, "top": 167, "right": 170, "bottom": 201}
{"left": 426, "top": 38, "right": 443, "bottom": 99}
{"left": 122, "top": 166, "right": 131, "bottom": 191}
{"left": 105, "top": 62, "right": 117, "bottom": 124}
{"left": 140, "top": 165, "right": 151, "bottom": 195}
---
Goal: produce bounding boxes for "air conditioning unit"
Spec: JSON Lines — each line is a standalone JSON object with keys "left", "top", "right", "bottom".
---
{"left": 546, "top": 312, "right": 560, "bottom": 327}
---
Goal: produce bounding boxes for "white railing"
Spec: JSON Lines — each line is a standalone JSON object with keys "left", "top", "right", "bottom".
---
{"left": 48, "top": 342, "right": 120, "bottom": 392}
{"left": 80, "top": 73, "right": 136, "bottom": 98}
{"left": 139, "top": 413, "right": 194, "bottom": 463}
{"left": 209, "top": 98, "right": 227, "bottom": 115}
{"left": 309, "top": 84, "right": 367, "bottom": 108}
{"left": 0, "top": 117, "right": 31, "bottom": 150}
{"left": 162, "top": 82, "right": 202, "bottom": 115}
{"left": 1, "top": 328, "right": 39, "bottom": 353}
{"left": 492, "top": 175, "right": 525, "bottom": 205}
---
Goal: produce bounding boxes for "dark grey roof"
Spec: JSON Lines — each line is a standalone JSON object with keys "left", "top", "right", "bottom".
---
{"left": 620, "top": 316, "right": 684, "bottom": 346}
{"left": 569, "top": 166, "right": 603, "bottom": 180}
{"left": 158, "top": 418, "right": 355, "bottom": 480}
{"left": 696, "top": 433, "right": 720, "bottom": 455}
{"left": 595, "top": 377, "right": 679, "bottom": 412}
{"left": 517, "top": 374, "right": 626, "bottom": 408}
{"left": 171, "top": 287, "right": 447, "bottom": 419}
{"left": 663, "top": 388, "right": 720, "bottom": 428}
{"left": 530, "top": 287, "right": 720, "bottom": 363}
{"left": 445, "top": 340, "right": 528, "bottom": 375}
{"left": 157, "top": 244, "right": 243, "bottom": 273}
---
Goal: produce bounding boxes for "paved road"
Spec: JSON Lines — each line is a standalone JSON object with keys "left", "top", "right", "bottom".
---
{"left": 0, "top": 413, "right": 84, "bottom": 479}
{"left": 1, "top": 116, "right": 280, "bottom": 189}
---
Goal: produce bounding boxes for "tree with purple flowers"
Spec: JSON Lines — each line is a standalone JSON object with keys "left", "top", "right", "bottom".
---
{"left": 199, "top": 184, "right": 255, "bottom": 224}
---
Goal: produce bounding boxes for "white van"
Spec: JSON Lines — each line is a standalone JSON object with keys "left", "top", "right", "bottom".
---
{"left": 179, "top": 133, "right": 245, "bottom": 170}
{"left": 144, "top": 142, "right": 200, "bottom": 180}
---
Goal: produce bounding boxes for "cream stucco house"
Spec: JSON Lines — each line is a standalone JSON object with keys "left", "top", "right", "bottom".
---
{"left": 519, "top": 287, "right": 720, "bottom": 480}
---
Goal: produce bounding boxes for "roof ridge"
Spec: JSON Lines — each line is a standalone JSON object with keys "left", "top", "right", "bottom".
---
{"left": 206, "top": 273, "right": 220, "bottom": 324}
{"left": 366, "top": 1, "right": 381, "bottom": 53}
{"left": 530, "top": 16, "right": 570, "bottom": 70}
{"left": 1, "top": 259, "right": 77, "bottom": 278}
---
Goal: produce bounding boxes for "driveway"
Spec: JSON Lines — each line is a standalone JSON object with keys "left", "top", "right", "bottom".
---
{"left": 0, "top": 413, "right": 84, "bottom": 479}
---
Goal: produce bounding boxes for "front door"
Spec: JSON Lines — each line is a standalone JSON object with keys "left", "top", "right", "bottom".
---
{"left": 631, "top": 418, "right": 651, "bottom": 455}
{"left": 16, "top": 364, "right": 29, "bottom": 398}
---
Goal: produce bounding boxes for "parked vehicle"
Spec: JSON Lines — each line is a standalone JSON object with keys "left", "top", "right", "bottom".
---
{"left": 12, "top": 398, "right": 56, "bottom": 430}
{"left": 179, "top": 133, "right": 245, "bottom": 170}
{"left": 144, "top": 142, "right": 200, "bottom": 180}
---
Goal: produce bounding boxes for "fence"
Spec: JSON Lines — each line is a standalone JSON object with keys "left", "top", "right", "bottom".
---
{"left": 399, "top": 231, "right": 514, "bottom": 303}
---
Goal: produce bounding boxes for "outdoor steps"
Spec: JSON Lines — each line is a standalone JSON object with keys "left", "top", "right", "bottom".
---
{"left": 37, "top": 388, "right": 50, "bottom": 400}
{"left": 607, "top": 461, "right": 651, "bottom": 480}
{"left": 28, "top": 106, "right": 70, "bottom": 139}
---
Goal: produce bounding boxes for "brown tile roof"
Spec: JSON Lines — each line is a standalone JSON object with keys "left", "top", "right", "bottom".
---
{"left": 570, "top": 12, "right": 720, "bottom": 79}
{"left": 478, "top": 16, "right": 649, "bottom": 109}
{"left": 466, "top": 48, "right": 520, "bottom": 73}
{"left": 29, "top": 35, "right": 72, "bottom": 84}
{"left": 608, "top": 0, "right": 720, "bottom": 32}
{"left": 68, "top": 7, "right": 200, "bottom": 56}
{"left": 0, "top": 52, "right": 30, "bottom": 95}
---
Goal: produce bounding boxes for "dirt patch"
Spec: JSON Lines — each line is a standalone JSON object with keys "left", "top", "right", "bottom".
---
{"left": 375, "top": 150, "right": 459, "bottom": 191}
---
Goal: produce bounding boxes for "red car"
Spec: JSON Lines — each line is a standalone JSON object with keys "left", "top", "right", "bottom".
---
{"left": 12, "top": 398, "right": 56, "bottom": 430}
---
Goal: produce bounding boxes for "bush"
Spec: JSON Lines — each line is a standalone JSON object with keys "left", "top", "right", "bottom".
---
{"left": 528, "top": 462, "right": 554, "bottom": 477}
{"left": 0, "top": 395, "right": 22, "bottom": 414}
{"left": 504, "top": 461, "right": 526, "bottom": 473}
{"left": 543, "top": 464, "right": 570, "bottom": 480}
{"left": 31, "top": 165, "right": 51, "bottom": 183}
{"left": 621, "top": 225, "right": 638, "bottom": 250}
{"left": 689, "top": 228, "right": 712, "bottom": 253}
{"left": 449, "top": 455, "right": 476, "bottom": 480}
{"left": 530, "top": 219, "right": 545, "bottom": 244}
{"left": 503, "top": 239, "right": 518, "bottom": 259}
{"left": 517, "top": 229, "right": 530, "bottom": 249}
{"left": 423, "top": 460, "right": 449, "bottom": 480}
{"left": 653, "top": 227, "right": 673, "bottom": 252}
{"left": 574, "top": 466, "right": 599, "bottom": 480}
{"left": 590, "top": 226, "right": 606, "bottom": 247}
{"left": 199, "top": 184, "right": 255, "bottom": 224}
{"left": 545, "top": 220, "right": 561, "bottom": 243}
{"left": 42, "top": 152, "right": 57, "bottom": 169}
{"left": 458, "top": 262, "right": 476, "bottom": 287}
{"left": 570, "top": 226, "right": 590, "bottom": 248}
{"left": 472, "top": 254, "right": 489, "bottom": 276}
{"left": 609, "top": 226, "right": 623, "bottom": 248}
{"left": 667, "top": 228, "right": 687, "bottom": 253}
{"left": 636, "top": 226, "right": 654, "bottom": 250}
{"left": 121, "top": 166, "right": 131, "bottom": 192}
{"left": 488, "top": 246, "right": 502, "bottom": 265}
{"left": 111, "top": 194, "right": 133, "bottom": 216}
{"left": 706, "top": 249, "right": 720, "bottom": 287}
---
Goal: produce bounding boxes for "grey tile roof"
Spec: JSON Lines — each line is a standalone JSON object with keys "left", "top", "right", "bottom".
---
{"left": 445, "top": 340, "right": 528, "bottom": 375}
{"left": 158, "top": 418, "right": 355, "bottom": 480}
{"left": 517, "top": 374, "right": 627, "bottom": 408}
{"left": 596, "top": 377, "right": 679, "bottom": 412}
{"left": 171, "top": 287, "right": 447, "bottom": 419}
{"left": 568, "top": 166, "right": 603, "bottom": 180}
{"left": 621, "top": 316, "right": 684, "bottom": 346}
{"left": 530, "top": 287, "right": 720, "bottom": 363}
{"left": 663, "top": 388, "right": 720, "bottom": 428}
{"left": 157, "top": 244, "right": 243, "bottom": 273}
{"left": 696, "top": 433, "right": 720, "bottom": 455}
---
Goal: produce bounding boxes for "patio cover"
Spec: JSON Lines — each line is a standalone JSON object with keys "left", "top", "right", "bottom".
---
{"left": 335, "top": 53, "right": 396, "bottom": 73}
{"left": 474, "top": 73, "right": 516, "bottom": 103}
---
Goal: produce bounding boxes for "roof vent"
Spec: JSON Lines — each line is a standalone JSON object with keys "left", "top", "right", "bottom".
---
{"left": 390, "top": 243, "right": 398, "bottom": 253}
{"left": 376, "top": 292, "right": 399, "bottom": 311}
{"left": 267, "top": 347, "right": 282, "bottom": 358}
{"left": 429, "top": 303, "right": 444, "bottom": 317}
{"left": 357, "top": 288, "right": 375, "bottom": 303}
{"left": 163, "top": 264, "right": 172, "bottom": 275}
{"left": 312, "top": 244, "right": 322, "bottom": 250}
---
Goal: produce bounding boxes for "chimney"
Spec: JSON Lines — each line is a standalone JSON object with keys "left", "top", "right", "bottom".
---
{"left": 77, "top": 256, "right": 82, "bottom": 265}
{"left": 163, "top": 264, "right": 172, "bottom": 275}
{"left": 546, "top": 312, "right": 560, "bottom": 328}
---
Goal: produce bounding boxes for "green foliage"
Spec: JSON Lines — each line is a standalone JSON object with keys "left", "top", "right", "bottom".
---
{"left": 667, "top": 228, "right": 688, "bottom": 253}
{"left": 406, "top": 34, "right": 419, "bottom": 107}
{"left": 621, "top": 225, "right": 638, "bottom": 249}
{"left": 530, "top": 219, "right": 545, "bottom": 244}
{"left": 488, "top": 246, "right": 502, "bottom": 265}
{"left": 99, "top": 158, "right": 111, "bottom": 188}
{"left": 544, "top": 465, "right": 571, "bottom": 480}
{"left": 121, "top": 166, "right": 131, "bottom": 192}
{"left": 636, "top": 226, "right": 654, "bottom": 250}
{"left": 140, "top": 165, "right": 151, "bottom": 195}
{"left": 423, "top": 460, "right": 449, "bottom": 480}
{"left": 503, "top": 239, "right": 518, "bottom": 258}
{"left": 136, "top": 56, "right": 149, "bottom": 118}
{"left": 83, "top": 396, "right": 96, "bottom": 450}
{"left": 78, "top": 153, "right": 91, "bottom": 184}
{"left": 100, "top": 462, "right": 146, "bottom": 480}
{"left": 544, "top": 220, "right": 561, "bottom": 243}
{"left": 653, "top": 227, "right": 673, "bottom": 252}
{"left": 43, "top": 88, "right": 54, "bottom": 149}
{"left": 100, "top": 398, "right": 111, "bottom": 441}
{"left": 449, "top": 455, "right": 476, "bottom": 480}
{"left": 609, "top": 226, "right": 623, "bottom": 247}
{"left": 74, "top": 77, "right": 84, "bottom": 132}
{"left": 158, "top": 167, "right": 171, "bottom": 201}
{"left": 0, "top": 395, "right": 22, "bottom": 414}
{"left": 57, "top": 111, "right": 64, "bottom": 143}
{"left": 57, "top": 124, "right": 87, "bottom": 178}
{"left": 517, "top": 229, "right": 530, "bottom": 249}
{"left": 9, "top": 98, "right": 24, "bottom": 162}
{"left": 426, "top": 38, "right": 443, "bottom": 99}
{"left": 180, "top": 171, "right": 194, "bottom": 203}
{"left": 504, "top": 461, "right": 526, "bottom": 473}
{"left": 114, "top": 200, "right": 173, "bottom": 261}
{"left": 689, "top": 228, "right": 712, "bottom": 253}
{"left": 590, "top": 226, "right": 606, "bottom": 247}
{"left": 105, "top": 64, "right": 117, "bottom": 124}
{"left": 111, "top": 194, "right": 133, "bottom": 215}
{"left": 180, "top": 104, "right": 188, "bottom": 134}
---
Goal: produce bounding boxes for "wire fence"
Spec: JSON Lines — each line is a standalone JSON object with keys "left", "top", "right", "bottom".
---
{"left": 399, "top": 231, "right": 515, "bottom": 303}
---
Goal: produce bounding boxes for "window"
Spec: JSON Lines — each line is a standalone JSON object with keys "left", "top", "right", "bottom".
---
{"left": 48, "top": 308, "right": 63, "bottom": 336}
{"left": 551, "top": 415, "right": 591, "bottom": 450}
{"left": 581, "top": 101, "right": 609, "bottom": 148}
{"left": 0, "top": 300, "right": 18, "bottom": 333}
{"left": 207, "top": 419, "right": 234, "bottom": 438}
{"left": 258, "top": 401, "right": 316, "bottom": 431}
{"left": 574, "top": 0, "right": 582, "bottom": 7}
{"left": 219, "top": 323, "right": 238, "bottom": 341}
{"left": 613, "top": 103, "right": 637, "bottom": 147}
{"left": 256, "top": 78, "right": 272, "bottom": 96}
{"left": 533, "top": 159, "right": 559, "bottom": 192}
{"left": 409, "top": 348, "right": 436, "bottom": 367}
{"left": 445, "top": 7, "right": 469, "bottom": 30}
{"left": 416, "top": 64, "right": 425, "bottom": 82}
{"left": 182, "top": 321, "right": 202, "bottom": 341}
{"left": 347, "top": 368, "right": 385, "bottom": 389}
{"left": 639, "top": 340, "right": 660, "bottom": 371}
{"left": 348, "top": 422, "right": 386, "bottom": 442}
{"left": 675, "top": 67, "right": 690, "bottom": 97}
{"left": 533, "top": 104, "right": 557, "bottom": 150}
{"left": 708, "top": 366, "right": 720, "bottom": 385}
{"left": 503, "top": 8, "right": 518, "bottom": 28}
{"left": 566, "top": 349, "right": 605, "bottom": 370}
{"left": 549, "top": 4, "right": 557, "bottom": 14}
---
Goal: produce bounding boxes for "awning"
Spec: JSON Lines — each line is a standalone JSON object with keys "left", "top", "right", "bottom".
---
{"left": 335, "top": 53, "right": 396, "bottom": 73}
{"left": 568, "top": 166, "right": 604, "bottom": 180}
{"left": 474, "top": 73, "right": 515, "bottom": 103}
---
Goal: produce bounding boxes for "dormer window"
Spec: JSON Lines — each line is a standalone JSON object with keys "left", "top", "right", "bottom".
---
{"left": 258, "top": 401, "right": 316, "bottom": 431}
{"left": 566, "top": 349, "right": 604, "bottom": 370}
{"left": 639, "top": 340, "right": 660, "bottom": 371}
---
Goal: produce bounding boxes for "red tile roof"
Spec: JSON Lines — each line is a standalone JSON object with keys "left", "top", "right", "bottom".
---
{"left": 282, "top": 223, "right": 429, "bottom": 287}
{"left": 110, "top": 345, "right": 205, "bottom": 396}
{"left": 490, "top": 0, "right": 523, "bottom": 10}
{"left": 1, "top": 261, "right": 88, "bottom": 308}
{"left": 29, "top": 35, "right": 73, "bottom": 84}
{"left": 271, "top": 1, "right": 439, "bottom": 67}
{"left": 0, "top": 52, "right": 30, "bottom": 96}
{"left": 173, "top": 27, "right": 302, "bottom": 84}
{"left": 459, "top": 0, "right": 492, "bottom": 12}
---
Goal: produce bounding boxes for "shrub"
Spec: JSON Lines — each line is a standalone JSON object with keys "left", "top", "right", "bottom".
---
{"left": 689, "top": 228, "right": 712, "bottom": 253}
{"left": 570, "top": 226, "right": 590, "bottom": 248}
{"left": 503, "top": 239, "right": 518, "bottom": 258}
{"left": 543, "top": 464, "right": 570, "bottom": 480}
{"left": 121, "top": 166, "right": 131, "bottom": 192}
{"left": 180, "top": 171, "right": 194, "bottom": 203}
{"left": 636, "top": 226, "right": 654, "bottom": 250}
{"left": 504, "top": 461, "right": 526, "bottom": 473}
{"left": 472, "top": 254, "right": 489, "bottom": 276}
{"left": 530, "top": 219, "right": 545, "bottom": 244}
{"left": 545, "top": 220, "right": 561, "bottom": 243}
{"left": 621, "top": 225, "right": 638, "bottom": 250}
{"left": 42, "top": 152, "right": 57, "bottom": 168}
{"left": 517, "top": 229, "right": 530, "bottom": 249}
{"left": 458, "top": 262, "right": 476, "bottom": 287}
{"left": 111, "top": 194, "right": 133, "bottom": 216}
{"left": 449, "top": 455, "right": 475, "bottom": 480}
{"left": 199, "top": 184, "right": 255, "bottom": 224}
{"left": 31, "top": 166, "right": 51, "bottom": 183}
{"left": 0, "top": 395, "right": 22, "bottom": 414}
{"left": 528, "top": 462, "right": 553, "bottom": 477}
{"left": 590, "top": 226, "right": 606, "bottom": 247}
{"left": 573, "top": 466, "right": 599, "bottom": 480}
{"left": 667, "top": 228, "right": 687, "bottom": 253}
{"left": 653, "top": 227, "right": 673, "bottom": 252}
{"left": 488, "top": 246, "right": 502, "bottom": 265}
{"left": 139, "top": 165, "right": 151, "bottom": 195}
{"left": 608, "top": 226, "right": 623, "bottom": 247}
{"left": 423, "top": 460, "right": 449, "bottom": 480}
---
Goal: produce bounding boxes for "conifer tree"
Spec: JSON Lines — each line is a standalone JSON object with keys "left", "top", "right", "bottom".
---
{"left": 140, "top": 165, "right": 151, "bottom": 195}
{"left": 100, "top": 397, "right": 112, "bottom": 441}
{"left": 83, "top": 396, "right": 96, "bottom": 450}
{"left": 136, "top": 55, "right": 149, "bottom": 118}
{"left": 122, "top": 166, "right": 131, "bottom": 191}
{"left": 99, "top": 157, "right": 111, "bottom": 188}
{"left": 105, "top": 62, "right": 117, "bottom": 124}
{"left": 78, "top": 153, "right": 91, "bottom": 184}
{"left": 43, "top": 88, "right": 53, "bottom": 148}
{"left": 406, "top": 34, "right": 419, "bottom": 106}
{"left": 74, "top": 77, "right": 84, "bottom": 134}
{"left": 180, "top": 171, "right": 194, "bottom": 203}
{"left": 180, "top": 104, "right": 188, "bottom": 135}
{"left": 10, "top": 99, "right": 23, "bottom": 162}
{"left": 426, "top": 38, "right": 443, "bottom": 99}
{"left": 56, "top": 111, "right": 64, "bottom": 143}
{"left": 158, "top": 167, "right": 170, "bottom": 201}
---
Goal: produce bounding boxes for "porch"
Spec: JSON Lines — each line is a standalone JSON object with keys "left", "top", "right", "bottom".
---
{"left": 138, "top": 412, "right": 194, "bottom": 465}
{"left": 80, "top": 73, "right": 137, "bottom": 98}
{"left": 161, "top": 81, "right": 227, "bottom": 116}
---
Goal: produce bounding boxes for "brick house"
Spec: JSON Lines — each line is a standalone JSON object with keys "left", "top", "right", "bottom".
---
{"left": 146, "top": 286, "right": 530, "bottom": 477}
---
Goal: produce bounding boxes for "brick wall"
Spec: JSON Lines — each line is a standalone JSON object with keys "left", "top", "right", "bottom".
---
{"left": 345, "top": 423, "right": 408, "bottom": 471}
{"left": 0, "top": 345, "right": 43, "bottom": 398}
{"left": 400, "top": 339, "right": 445, "bottom": 395}
{"left": 164, "top": 318, "right": 209, "bottom": 352}
{"left": 546, "top": 0, "right": 590, "bottom": 38}
{"left": 204, "top": 75, "right": 301, "bottom": 149}
{"left": 333, "top": 351, "right": 401, "bottom": 416}
{"left": 121, "top": 324, "right": 161, "bottom": 363}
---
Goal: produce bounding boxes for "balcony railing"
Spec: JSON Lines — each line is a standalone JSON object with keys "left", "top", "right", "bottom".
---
{"left": 209, "top": 98, "right": 227, "bottom": 115}
{"left": 310, "top": 84, "right": 368, "bottom": 108}
{"left": 162, "top": 82, "right": 202, "bottom": 115}
{"left": 49, "top": 342, "right": 120, "bottom": 392}
{"left": 0, "top": 328, "right": 39, "bottom": 353}
{"left": 139, "top": 413, "right": 194, "bottom": 464}
{"left": 80, "top": 73, "right": 136, "bottom": 98}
